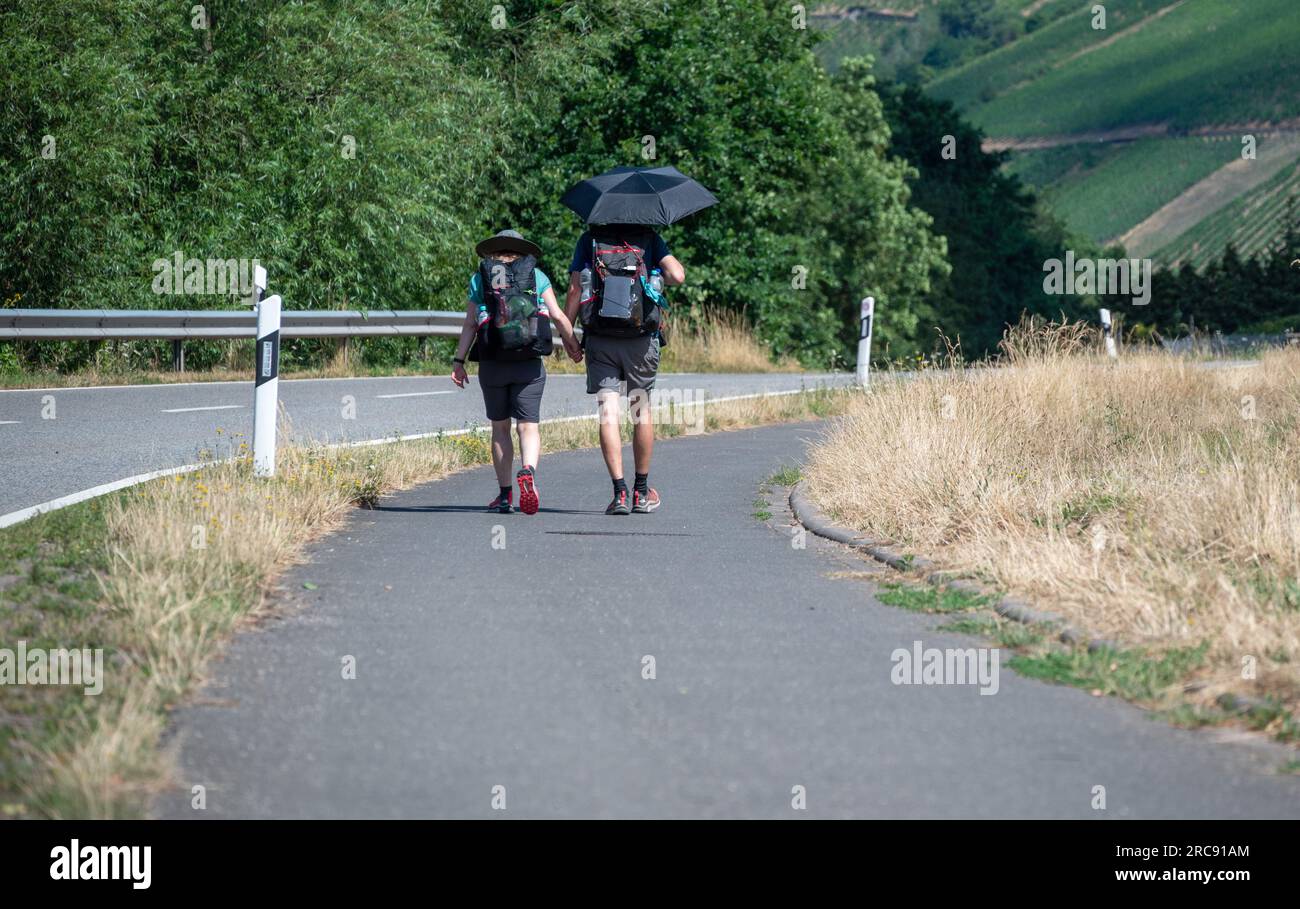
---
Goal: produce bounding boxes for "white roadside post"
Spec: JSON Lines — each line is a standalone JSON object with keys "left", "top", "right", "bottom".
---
{"left": 856, "top": 296, "right": 875, "bottom": 387}
{"left": 1100, "top": 307, "right": 1118, "bottom": 359}
{"left": 251, "top": 266, "right": 281, "bottom": 478}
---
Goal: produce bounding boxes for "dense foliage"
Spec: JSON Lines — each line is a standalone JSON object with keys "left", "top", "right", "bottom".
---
{"left": 876, "top": 81, "right": 1084, "bottom": 357}
{"left": 1129, "top": 224, "right": 1300, "bottom": 339}
{"left": 1, "top": 0, "right": 948, "bottom": 372}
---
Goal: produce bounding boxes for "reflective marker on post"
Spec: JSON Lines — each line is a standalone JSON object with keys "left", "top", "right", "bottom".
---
{"left": 1100, "top": 307, "right": 1117, "bottom": 359}
{"left": 856, "top": 296, "right": 875, "bottom": 387}
{"left": 251, "top": 265, "right": 280, "bottom": 478}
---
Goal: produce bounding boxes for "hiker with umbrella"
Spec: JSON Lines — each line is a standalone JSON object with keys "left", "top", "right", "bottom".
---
{"left": 561, "top": 165, "right": 718, "bottom": 515}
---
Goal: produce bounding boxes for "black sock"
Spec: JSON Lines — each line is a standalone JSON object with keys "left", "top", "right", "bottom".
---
{"left": 634, "top": 473, "right": 649, "bottom": 494}
{"left": 613, "top": 477, "right": 628, "bottom": 496}
{"left": 500, "top": 486, "right": 512, "bottom": 499}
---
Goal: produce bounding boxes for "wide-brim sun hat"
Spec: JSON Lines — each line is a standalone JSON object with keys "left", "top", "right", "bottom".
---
{"left": 475, "top": 229, "right": 542, "bottom": 259}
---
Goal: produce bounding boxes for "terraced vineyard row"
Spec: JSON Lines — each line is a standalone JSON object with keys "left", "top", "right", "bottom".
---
{"left": 1156, "top": 160, "right": 1300, "bottom": 270}
{"left": 946, "top": 0, "right": 1300, "bottom": 138}
{"left": 930, "top": 0, "right": 1173, "bottom": 114}
{"left": 1006, "top": 136, "right": 1241, "bottom": 244}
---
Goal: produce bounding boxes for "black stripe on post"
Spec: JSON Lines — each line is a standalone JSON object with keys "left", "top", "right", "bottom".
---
{"left": 256, "top": 329, "right": 280, "bottom": 387}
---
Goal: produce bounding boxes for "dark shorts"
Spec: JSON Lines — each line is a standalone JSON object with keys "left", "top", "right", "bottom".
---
{"left": 584, "top": 333, "right": 660, "bottom": 395}
{"left": 478, "top": 357, "right": 545, "bottom": 422}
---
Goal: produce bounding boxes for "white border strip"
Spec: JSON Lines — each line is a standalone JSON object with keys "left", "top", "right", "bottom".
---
{"left": 0, "top": 462, "right": 209, "bottom": 530}
{"left": 0, "top": 386, "right": 827, "bottom": 529}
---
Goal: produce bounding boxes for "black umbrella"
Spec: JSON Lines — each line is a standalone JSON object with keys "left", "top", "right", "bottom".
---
{"left": 561, "top": 165, "right": 719, "bottom": 226}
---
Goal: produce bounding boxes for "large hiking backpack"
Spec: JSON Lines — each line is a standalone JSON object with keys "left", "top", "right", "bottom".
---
{"left": 469, "top": 254, "right": 553, "bottom": 362}
{"left": 580, "top": 228, "right": 665, "bottom": 339}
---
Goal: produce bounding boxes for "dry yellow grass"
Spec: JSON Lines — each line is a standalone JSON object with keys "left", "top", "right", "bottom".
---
{"left": 35, "top": 437, "right": 478, "bottom": 817}
{"left": 541, "top": 307, "right": 799, "bottom": 375}
{"left": 17, "top": 386, "right": 853, "bottom": 817}
{"left": 805, "top": 340, "right": 1300, "bottom": 717}
{"left": 662, "top": 307, "right": 801, "bottom": 373}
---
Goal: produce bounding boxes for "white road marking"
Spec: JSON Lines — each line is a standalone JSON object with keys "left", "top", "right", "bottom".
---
{"left": 161, "top": 405, "right": 244, "bottom": 413}
{"left": 0, "top": 462, "right": 208, "bottom": 530}
{"left": 374, "top": 391, "right": 456, "bottom": 399}
{"left": 0, "top": 420, "right": 20, "bottom": 425}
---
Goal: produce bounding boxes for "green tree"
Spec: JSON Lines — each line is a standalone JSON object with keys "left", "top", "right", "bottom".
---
{"left": 3, "top": 0, "right": 949, "bottom": 370}
{"left": 2, "top": 0, "right": 512, "bottom": 369}
{"left": 875, "top": 81, "right": 1082, "bottom": 357}
{"left": 489, "top": 9, "right": 948, "bottom": 365}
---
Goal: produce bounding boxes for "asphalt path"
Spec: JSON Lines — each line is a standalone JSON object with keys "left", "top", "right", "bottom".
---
{"left": 157, "top": 421, "right": 1300, "bottom": 819}
{"left": 0, "top": 370, "right": 849, "bottom": 517}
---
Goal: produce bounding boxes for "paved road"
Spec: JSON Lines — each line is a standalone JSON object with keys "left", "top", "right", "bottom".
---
{"left": 0, "top": 371, "right": 848, "bottom": 517}
{"left": 158, "top": 422, "right": 1300, "bottom": 819}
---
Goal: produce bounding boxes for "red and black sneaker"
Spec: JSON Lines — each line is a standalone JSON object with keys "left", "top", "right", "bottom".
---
{"left": 487, "top": 491, "right": 513, "bottom": 514}
{"left": 605, "top": 488, "right": 631, "bottom": 515}
{"left": 517, "top": 467, "right": 539, "bottom": 515}
{"left": 632, "top": 487, "right": 660, "bottom": 513}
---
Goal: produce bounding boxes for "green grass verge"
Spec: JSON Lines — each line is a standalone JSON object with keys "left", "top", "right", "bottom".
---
{"left": 872, "top": 582, "right": 1300, "bottom": 746}
{"left": 0, "top": 497, "right": 123, "bottom": 817}
{"left": 768, "top": 465, "right": 802, "bottom": 486}
{"left": 1009, "top": 642, "right": 1210, "bottom": 700}
{"left": 937, "top": 614, "right": 1045, "bottom": 648}
{"left": 876, "top": 581, "right": 997, "bottom": 613}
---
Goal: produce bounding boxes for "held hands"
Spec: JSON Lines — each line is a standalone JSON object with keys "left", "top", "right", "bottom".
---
{"left": 564, "top": 337, "right": 583, "bottom": 363}
{"left": 451, "top": 361, "right": 468, "bottom": 388}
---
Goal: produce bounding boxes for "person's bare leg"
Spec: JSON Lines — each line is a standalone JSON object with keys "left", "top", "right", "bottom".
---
{"left": 515, "top": 419, "right": 541, "bottom": 514}
{"left": 490, "top": 419, "right": 513, "bottom": 487}
{"left": 631, "top": 389, "right": 654, "bottom": 476}
{"left": 597, "top": 390, "right": 624, "bottom": 479}
{"left": 517, "top": 421, "right": 540, "bottom": 469}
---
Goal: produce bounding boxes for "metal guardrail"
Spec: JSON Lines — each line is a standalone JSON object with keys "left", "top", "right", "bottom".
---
{"left": 1160, "top": 332, "right": 1300, "bottom": 355}
{"left": 0, "top": 308, "right": 468, "bottom": 371}
{"left": 0, "top": 308, "right": 465, "bottom": 341}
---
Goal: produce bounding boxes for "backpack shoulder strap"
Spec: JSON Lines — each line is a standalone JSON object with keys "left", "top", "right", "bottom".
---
{"left": 477, "top": 258, "right": 494, "bottom": 305}
{"left": 515, "top": 254, "right": 538, "bottom": 290}
{"left": 635, "top": 229, "right": 656, "bottom": 265}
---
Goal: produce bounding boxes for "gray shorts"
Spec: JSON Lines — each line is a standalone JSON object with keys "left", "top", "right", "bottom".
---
{"left": 584, "top": 333, "right": 660, "bottom": 395}
{"left": 478, "top": 357, "right": 545, "bottom": 422}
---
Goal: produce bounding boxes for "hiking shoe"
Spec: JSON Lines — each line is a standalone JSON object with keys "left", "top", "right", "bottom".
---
{"left": 632, "top": 488, "right": 660, "bottom": 513}
{"left": 517, "top": 467, "right": 539, "bottom": 515}
{"left": 488, "top": 491, "right": 513, "bottom": 514}
{"left": 606, "top": 489, "right": 631, "bottom": 515}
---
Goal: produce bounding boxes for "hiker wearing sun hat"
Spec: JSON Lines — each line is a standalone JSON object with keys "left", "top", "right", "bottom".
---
{"left": 451, "top": 229, "right": 583, "bottom": 515}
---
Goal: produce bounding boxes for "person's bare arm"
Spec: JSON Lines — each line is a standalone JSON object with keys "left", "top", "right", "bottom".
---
{"left": 451, "top": 297, "right": 477, "bottom": 388}
{"left": 543, "top": 286, "right": 582, "bottom": 362}
{"left": 565, "top": 272, "right": 583, "bottom": 323}
{"left": 542, "top": 286, "right": 575, "bottom": 342}
{"left": 659, "top": 254, "right": 685, "bottom": 286}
